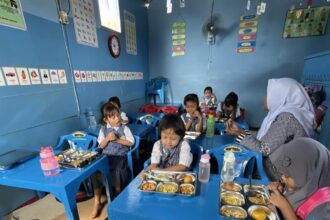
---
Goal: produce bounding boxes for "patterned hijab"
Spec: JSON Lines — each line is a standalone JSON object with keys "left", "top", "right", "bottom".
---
{"left": 257, "top": 78, "right": 316, "bottom": 139}
{"left": 270, "top": 137, "right": 330, "bottom": 209}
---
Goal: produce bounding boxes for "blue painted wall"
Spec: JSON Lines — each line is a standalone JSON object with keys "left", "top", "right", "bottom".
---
{"left": 0, "top": 0, "right": 148, "bottom": 215}
{"left": 148, "top": 0, "right": 330, "bottom": 127}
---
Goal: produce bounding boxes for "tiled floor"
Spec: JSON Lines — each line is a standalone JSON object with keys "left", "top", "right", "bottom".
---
{"left": 5, "top": 194, "right": 107, "bottom": 220}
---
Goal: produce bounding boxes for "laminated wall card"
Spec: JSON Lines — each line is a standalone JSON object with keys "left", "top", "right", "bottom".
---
{"left": 3, "top": 67, "right": 19, "bottom": 86}
{"left": 237, "top": 14, "right": 259, "bottom": 53}
{"left": 71, "top": 0, "right": 98, "bottom": 47}
{"left": 74, "top": 70, "right": 81, "bottom": 83}
{"left": 80, "top": 71, "right": 87, "bottom": 82}
{"left": 0, "top": 68, "right": 5, "bottom": 86}
{"left": 0, "top": 0, "right": 26, "bottom": 30}
{"left": 16, "top": 67, "right": 31, "bottom": 85}
{"left": 49, "top": 69, "right": 59, "bottom": 84}
{"left": 58, "top": 69, "right": 67, "bottom": 84}
{"left": 40, "top": 69, "right": 51, "bottom": 84}
{"left": 28, "top": 68, "right": 41, "bottom": 84}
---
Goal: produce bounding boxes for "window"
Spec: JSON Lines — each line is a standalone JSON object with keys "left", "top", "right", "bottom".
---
{"left": 98, "top": 0, "right": 121, "bottom": 33}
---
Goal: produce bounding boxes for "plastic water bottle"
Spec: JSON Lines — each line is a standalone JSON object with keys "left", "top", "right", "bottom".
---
{"left": 206, "top": 114, "right": 215, "bottom": 138}
{"left": 40, "top": 146, "right": 60, "bottom": 176}
{"left": 221, "top": 152, "right": 236, "bottom": 182}
{"left": 198, "top": 154, "right": 211, "bottom": 183}
{"left": 86, "top": 110, "right": 97, "bottom": 129}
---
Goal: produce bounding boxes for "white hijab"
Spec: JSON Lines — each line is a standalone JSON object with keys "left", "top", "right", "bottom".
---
{"left": 257, "top": 78, "right": 316, "bottom": 139}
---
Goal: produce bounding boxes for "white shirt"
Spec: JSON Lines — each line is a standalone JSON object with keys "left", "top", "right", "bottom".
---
{"left": 216, "top": 102, "right": 241, "bottom": 118}
{"left": 151, "top": 140, "right": 193, "bottom": 167}
{"left": 97, "top": 124, "right": 135, "bottom": 145}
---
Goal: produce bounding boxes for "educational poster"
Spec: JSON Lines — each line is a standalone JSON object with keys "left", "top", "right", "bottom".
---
{"left": 73, "top": 70, "right": 81, "bottom": 83}
{"left": 0, "top": 0, "right": 26, "bottom": 30}
{"left": 71, "top": 0, "right": 98, "bottom": 47}
{"left": 237, "top": 14, "right": 259, "bottom": 53}
{"left": 2, "top": 67, "right": 19, "bottom": 85}
{"left": 283, "top": 6, "right": 329, "bottom": 38}
{"left": 49, "top": 69, "right": 59, "bottom": 84}
{"left": 28, "top": 68, "right": 41, "bottom": 84}
{"left": 172, "top": 22, "right": 186, "bottom": 56}
{"left": 16, "top": 67, "right": 30, "bottom": 85}
{"left": 58, "top": 69, "right": 67, "bottom": 84}
{"left": 80, "top": 71, "right": 87, "bottom": 82}
{"left": 124, "top": 10, "right": 137, "bottom": 55}
{"left": 40, "top": 69, "right": 51, "bottom": 84}
{"left": 0, "top": 68, "right": 5, "bottom": 86}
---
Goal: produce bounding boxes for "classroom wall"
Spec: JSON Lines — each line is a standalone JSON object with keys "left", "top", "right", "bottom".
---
{"left": 148, "top": 0, "right": 330, "bottom": 127}
{"left": 0, "top": 0, "right": 148, "bottom": 215}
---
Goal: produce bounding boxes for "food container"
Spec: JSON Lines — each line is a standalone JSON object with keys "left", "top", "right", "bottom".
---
{"left": 220, "top": 182, "right": 242, "bottom": 192}
{"left": 219, "top": 182, "right": 280, "bottom": 219}
{"left": 179, "top": 184, "right": 195, "bottom": 195}
{"left": 56, "top": 149, "right": 100, "bottom": 168}
{"left": 248, "top": 205, "right": 277, "bottom": 220}
{"left": 220, "top": 191, "right": 245, "bottom": 206}
{"left": 220, "top": 205, "right": 247, "bottom": 219}
{"left": 156, "top": 182, "right": 178, "bottom": 194}
{"left": 139, "top": 170, "right": 198, "bottom": 196}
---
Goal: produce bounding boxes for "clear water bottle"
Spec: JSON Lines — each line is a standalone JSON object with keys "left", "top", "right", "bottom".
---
{"left": 206, "top": 114, "right": 215, "bottom": 138}
{"left": 198, "top": 154, "right": 211, "bottom": 183}
{"left": 40, "top": 146, "right": 60, "bottom": 176}
{"left": 86, "top": 110, "right": 97, "bottom": 129}
{"left": 221, "top": 152, "right": 236, "bottom": 182}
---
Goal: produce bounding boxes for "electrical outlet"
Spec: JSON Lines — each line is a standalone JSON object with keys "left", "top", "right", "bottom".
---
{"left": 59, "top": 11, "right": 69, "bottom": 25}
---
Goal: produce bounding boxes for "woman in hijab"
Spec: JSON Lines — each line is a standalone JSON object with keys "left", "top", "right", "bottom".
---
{"left": 268, "top": 137, "right": 330, "bottom": 220}
{"left": 226, "top": 78, "right": 316, "bottom": 179}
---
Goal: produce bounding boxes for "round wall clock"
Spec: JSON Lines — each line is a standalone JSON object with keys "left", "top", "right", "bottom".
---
{"left": 108, "top": 34, "right": 121, "bottom": 58}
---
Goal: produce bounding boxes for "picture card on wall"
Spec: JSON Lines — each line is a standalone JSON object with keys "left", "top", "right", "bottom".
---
{"left": 96, "top": 71, "right": 102, "bottom": 81}
{"left": 3, "top": 67, "right": 19, "bottom": 86}
{"left": 101, "top": 71, "right": 106, "bottom": 81}
{"left": 87, "top": 71, "right": 93, "bottom": 82}
{"left": 58, "top": 69, "right": 67, "bottom": 84}
{"left": 74, "top": 70, "right": 81, "bottom": 83}
{"left": 40, "top": 69, "right": 51, "bottom": 84}
{"left": 28, "top": 68, "right": 41, "bottom": 84}
{"left": 16, "top": 67, "right": 31, "bottom": 86}
{"left": 0, "top": 68, "right": 6, "bottom": 86}
{"left": 81, "top": 71, "right": 87, "bottom": 82}
{"left": 92, "top": 71, "right": 98, "bottom": 82}
{"left": 49, "top": 69, "right": 60, "bottom": 84}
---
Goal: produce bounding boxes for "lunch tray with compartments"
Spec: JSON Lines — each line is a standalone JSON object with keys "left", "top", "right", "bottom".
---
{"left": 55, "top": 149, "right": 100, "bottom": 168}
{"left": 219, "top": 181, "right": 280, "bottom": 220}
{"left": 139, "top": 170, "right": 198, "bottom": 196}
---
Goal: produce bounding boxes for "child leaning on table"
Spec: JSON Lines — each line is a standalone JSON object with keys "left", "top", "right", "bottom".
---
{"left": 144, "top": 114, "right": 192, "bottom": 173}
{"left": 181, "top": 93, "right": 204, "bottom": 132}
{"left": 91, "top": 103, "right": 134, "bottom": 218}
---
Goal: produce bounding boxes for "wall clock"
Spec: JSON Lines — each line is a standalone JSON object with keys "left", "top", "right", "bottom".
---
{"left": 108, "top": 34, "right": 121, "bottom": 58}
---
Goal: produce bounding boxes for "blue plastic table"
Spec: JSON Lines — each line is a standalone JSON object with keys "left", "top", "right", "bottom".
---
{"left": 189, "top": 134, "right": 235, "bottom": 152}
{"left": 127, "top": 113, "right": 164, "bottom": 126}
{"left": 0, "top": 155, "right": 111, "bottom": 220}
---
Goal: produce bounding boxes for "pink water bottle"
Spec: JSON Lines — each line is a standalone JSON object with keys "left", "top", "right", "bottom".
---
{"left": 40, "top": 146, "right": 60, "bottom": 176}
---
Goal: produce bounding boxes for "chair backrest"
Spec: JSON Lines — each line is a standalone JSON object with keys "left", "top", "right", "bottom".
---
{"left": 146, "top": 77, "right": 168, "bottom": 90}
{"left": 55, "top": 131, "right": 98, "bottom": 151}
{"left": 189, "top": 143, "right": 203, "bottom": 171}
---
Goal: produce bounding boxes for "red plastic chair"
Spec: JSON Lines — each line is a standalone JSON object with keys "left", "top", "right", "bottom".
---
{"left": 159, "top": 106, "right": 178, "bottom": 114}
{"left": 139, "top": 104, "right": 161, "bottom": 114}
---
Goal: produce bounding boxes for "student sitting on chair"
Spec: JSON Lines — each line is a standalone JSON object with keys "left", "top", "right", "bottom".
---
{"left": 91, "top": 103, "right": 134, "bottom": 218}
{"left": 216, "top": 92, "right": 241, "bottom": 121}
{"left": 181, "top": 93, "right": 203, "bottom": 132}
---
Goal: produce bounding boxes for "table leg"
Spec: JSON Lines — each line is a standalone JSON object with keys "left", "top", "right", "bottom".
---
{"left": 55, "top": 186, "right": 80, "bottom": 220}
{"left": 99, "top": 166, "right": 113, "bottom": 203}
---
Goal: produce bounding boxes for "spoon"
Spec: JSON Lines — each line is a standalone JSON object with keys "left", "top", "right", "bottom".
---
{"left": 246, "top": 175, "right": 257, "bottom": 197}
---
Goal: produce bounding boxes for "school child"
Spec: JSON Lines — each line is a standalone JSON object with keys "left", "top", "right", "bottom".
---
{"left": 145, "top": 114, "right": 192, "bottom": 171}
{"left": 268, "top": 138, "right": 330, "bottom": 220}
{"left": 91, "top": 103, "right": 134, "bottom": 218}
{"left": 200, "top": 86, "right": 217, "bottom": 113}
{"left": 217, "top": 92, "right": 240, "bottom": 120}
{"left": 108, "top": 96, "right": 129, "bottom": 124}
{"left": 181, "top": 94, "right": 203, "bottom": 132}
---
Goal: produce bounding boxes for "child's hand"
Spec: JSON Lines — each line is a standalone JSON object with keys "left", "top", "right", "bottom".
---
{"left": 225, "top": 119, "right": 242, "bottom": 136}
{"left": 195, "top": 111, "right": 202, "bottom": 119}
{"left": 269, "top": 189, "right": 289, "bottom": 209}
{"left": 106, "top": 132, "right": 117, "bottom": 141}
{"left": 268, "top": 182, "right": 284, "bottom": 193}
{"left": 140, "top": 170, "right": 146, "bottom": 180}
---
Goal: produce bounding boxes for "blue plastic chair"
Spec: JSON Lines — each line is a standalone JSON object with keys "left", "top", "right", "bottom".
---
{"left": 127, "top": 135, "right": 140, "bottom": 180}
{"left": 145, "top": 77, "right": 168, "bottom": 104}
{"left": 55, "top": 131, "right": 99, "bottom": 197}
{"left": 208, "top": 144, "right": 269, "bottom": 184}
{"left": 55, "top": 131, "right": 98, "bottom": 151}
